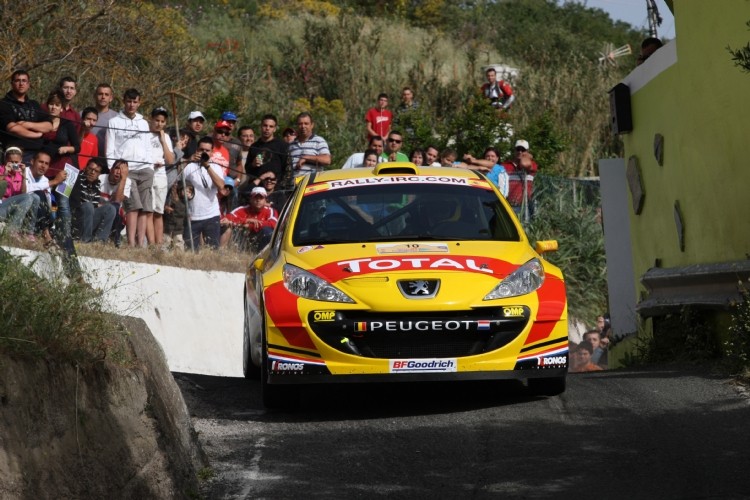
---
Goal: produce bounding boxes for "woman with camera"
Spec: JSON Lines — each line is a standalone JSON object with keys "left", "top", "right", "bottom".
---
{"left": 0, "top": 146, "right": 39, "bottom": 239}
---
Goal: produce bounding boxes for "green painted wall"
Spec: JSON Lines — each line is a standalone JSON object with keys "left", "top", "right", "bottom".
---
{"left": 622, "top": 0, "right": 750, "bottom": 295}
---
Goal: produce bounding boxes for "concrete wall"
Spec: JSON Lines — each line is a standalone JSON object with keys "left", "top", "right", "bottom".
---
{"left": 621, "top": 0, "right": 750, "bottom": 281}
{"left": 6, "top": 248, "right": 245, "bottom": 378}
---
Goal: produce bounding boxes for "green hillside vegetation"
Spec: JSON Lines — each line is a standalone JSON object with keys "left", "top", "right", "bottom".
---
{"left": 1, "top": 0, "right": 645, "bottom": 323}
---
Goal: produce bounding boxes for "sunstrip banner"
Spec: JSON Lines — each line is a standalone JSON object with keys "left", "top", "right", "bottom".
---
{"left": 304, "top": 175, "right": 493, "bottom": 195}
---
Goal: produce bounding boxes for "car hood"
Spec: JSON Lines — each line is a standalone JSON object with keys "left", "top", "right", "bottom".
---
{"left": 282, "top": 240, "right": 555, "bottom": 311}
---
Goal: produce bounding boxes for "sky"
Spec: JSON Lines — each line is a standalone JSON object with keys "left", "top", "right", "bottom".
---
{"left": 567, "top": 0, "right": 676, "bottom": 39}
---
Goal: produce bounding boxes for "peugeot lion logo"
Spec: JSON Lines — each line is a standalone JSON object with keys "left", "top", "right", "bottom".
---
{"left": 398, "top": 279, "right": 439, "bottom": 299}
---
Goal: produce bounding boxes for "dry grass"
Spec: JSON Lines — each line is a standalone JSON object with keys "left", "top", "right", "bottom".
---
{"left": 1, "top": 236, "right": 251, "bottom": 274}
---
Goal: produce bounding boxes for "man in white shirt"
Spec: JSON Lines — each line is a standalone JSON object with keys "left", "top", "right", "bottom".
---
{"left": 179, "top": 136, "right": 225, "bottom": 250}
{"left": 341, "top": 135, "right": 387, "bottom": 169}
{"left": 25, "top": 151, "right": 63, "bottom": 241}
{"left": 106, "top": 88, "right": 153, "bottom": 247}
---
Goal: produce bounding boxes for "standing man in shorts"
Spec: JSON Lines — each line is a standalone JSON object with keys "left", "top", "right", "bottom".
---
{"left": 106, "top": 88, "right": 153, "bottom": 247}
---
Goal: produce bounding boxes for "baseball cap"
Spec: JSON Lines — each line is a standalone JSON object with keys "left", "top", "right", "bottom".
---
{"left": 214, "top": 120, "right": 232, "bottom": 131}
{"left": 187, "top": 111, "right": 205, "bottom": 121}
{"left": 251, "top": 186, "right": 268, "bottom": 198}
{"left": 220, "top": 111, "right": 238, "bottom": 122}
{"left": 224, "top": 176, "right": 235, "bottom": 189}
{"left": 514, "top": 139, "right": 530, "bottom": 151}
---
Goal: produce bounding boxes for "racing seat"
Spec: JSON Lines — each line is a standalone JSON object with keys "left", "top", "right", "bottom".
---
{"left": 319, "top": 213, "right": 356, "bottom": 237}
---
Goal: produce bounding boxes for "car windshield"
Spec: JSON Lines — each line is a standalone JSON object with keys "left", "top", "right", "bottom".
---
{"left": 292, "top": 180, "right": 520, "bottom": 246}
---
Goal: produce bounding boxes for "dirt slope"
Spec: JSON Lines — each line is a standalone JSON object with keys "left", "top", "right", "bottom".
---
{"left": 0, "top": 317, "right": 206, "bottom": 499}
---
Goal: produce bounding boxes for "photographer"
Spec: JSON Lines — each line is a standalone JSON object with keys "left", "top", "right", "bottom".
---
{"left": 0, "top": 146, "right": 39, "bottom": 238}
{"left": 178, "top": 136, "right": 224, "bottom": 250}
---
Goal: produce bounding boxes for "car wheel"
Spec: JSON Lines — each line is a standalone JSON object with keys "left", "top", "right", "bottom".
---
{"left": 242, "top": 304, "right": 260, "bottom": 379}
{"left": 528, "top": 376, "right": 566, "bottom": 397}
{"left": 260, "top": 323, "right": 298, "bottom": 409}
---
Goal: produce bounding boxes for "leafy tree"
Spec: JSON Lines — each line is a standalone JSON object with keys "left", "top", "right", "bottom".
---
{"left": 728, "top": 20, "right": 750, "bottom": 73}
{"left": 0, "top": 1, "right": 203, "bottom": 113}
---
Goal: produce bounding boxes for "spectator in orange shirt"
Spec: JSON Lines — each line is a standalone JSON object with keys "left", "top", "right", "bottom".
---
{"left": 78, "top": 107, "right": 98, "bottom": 171}
{"left": 570, "top": 341, "right": 604, "bottom": 373}
{"left": 365, "top": 93, "right": 393, "bottom": 140}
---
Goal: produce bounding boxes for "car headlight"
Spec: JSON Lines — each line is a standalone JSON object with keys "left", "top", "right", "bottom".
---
{"left": 283, "top": 264, "right": 355, "bottom": 303}
{"left": 483, "top": 258, "right": 545, "bottom": 300}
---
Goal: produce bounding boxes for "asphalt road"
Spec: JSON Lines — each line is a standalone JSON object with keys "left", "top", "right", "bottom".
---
{"left": 176, "top": 365, "right": 750, "bottom": 499}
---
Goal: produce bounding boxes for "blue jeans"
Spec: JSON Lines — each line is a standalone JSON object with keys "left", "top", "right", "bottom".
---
{"left": 185, "top": 216, "right": 220, "bottom": 251}
{"left": 55, "top": 192, "right": 72, "bottom": 240}
{"left": 74, "top": 202, "right": 117, "bottom": 243}
{"left": 0, "top": 193, "right": 39, "bottom": 232}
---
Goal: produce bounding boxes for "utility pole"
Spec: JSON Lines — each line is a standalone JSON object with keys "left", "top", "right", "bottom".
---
{"left": 646, "top": 0, "right": 663, "bottom": 38}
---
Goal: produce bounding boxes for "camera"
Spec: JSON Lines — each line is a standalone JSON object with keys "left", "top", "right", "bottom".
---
{"left": 200, "top": 152, "right": 209, "bottom": 163}
{"left": 10, "top": 162, "right": 20, "bottom": 171}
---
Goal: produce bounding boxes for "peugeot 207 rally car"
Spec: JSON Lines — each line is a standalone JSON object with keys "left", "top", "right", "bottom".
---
{"left": 243, "top": 163, "right": 568, "bottom": 408}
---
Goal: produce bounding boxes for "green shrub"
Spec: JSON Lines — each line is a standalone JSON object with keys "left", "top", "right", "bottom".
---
{"left": 725, "top": 280, "right": 750, "bottom": 376}
{"left": 526, "top": 176, "right": 606, "bottom": 322}
{"left": 0, "top": 249, "right": 129, "bottom": 364}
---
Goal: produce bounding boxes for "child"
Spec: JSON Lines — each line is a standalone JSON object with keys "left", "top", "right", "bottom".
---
{"left": 440, "top": 148, "right": 458, "bottom": 167}
{"left": 361, "top": 149, "right": 379, "bottom": 168}
{"left": 163, "top": 181, "right": 191, "bottom": 251}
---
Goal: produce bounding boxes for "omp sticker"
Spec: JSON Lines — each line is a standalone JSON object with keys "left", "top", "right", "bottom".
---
{"left": 502, "top": 306, "right": 525, "bottom": 318}
{"left": 390, "top": 358, "right": 458, "bottom": 373}
{"left": 312, "top": 310, "right": 336, "bottom": 321}
{"left": 376, "top": 243, "right": 450, "bottom": 254}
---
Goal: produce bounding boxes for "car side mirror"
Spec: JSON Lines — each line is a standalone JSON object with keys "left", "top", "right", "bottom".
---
{"left": 535, "top": 240, "right": 558, "bottom": 254}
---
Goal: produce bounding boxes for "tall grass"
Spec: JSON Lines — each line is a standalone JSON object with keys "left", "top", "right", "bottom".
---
{"left": 0, "top": 248, "right": 130, "bottom": 363}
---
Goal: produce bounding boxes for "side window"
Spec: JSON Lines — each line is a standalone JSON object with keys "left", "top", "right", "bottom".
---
{"left": 267, "top": 186, "right": 298, "bottom": 264}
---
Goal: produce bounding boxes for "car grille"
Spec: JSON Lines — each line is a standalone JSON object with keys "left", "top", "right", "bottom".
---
{"left": 308, "top": 308, "right": 529, "bottom": 359}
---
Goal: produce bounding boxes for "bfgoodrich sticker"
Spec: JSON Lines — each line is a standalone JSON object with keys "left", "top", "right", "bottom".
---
{"left": 390, "top": 358, "right": 458, "bottom": 373}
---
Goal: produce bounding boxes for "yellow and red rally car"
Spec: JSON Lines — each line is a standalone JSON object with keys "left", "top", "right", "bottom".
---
{"left": 243, "top": 163, "right": 568, "bottom": 407}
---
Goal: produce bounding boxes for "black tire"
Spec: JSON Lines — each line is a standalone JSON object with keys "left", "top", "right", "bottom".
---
{"left": 242, "top": 305, "right": 260, "bottom": 379}
{"left": 528, "top": 376, "right": 566, "bottom": 397}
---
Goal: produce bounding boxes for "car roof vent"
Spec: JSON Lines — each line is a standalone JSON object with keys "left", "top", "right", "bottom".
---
{"left": 373, "top": 162, "right": 419, "bottom": 175}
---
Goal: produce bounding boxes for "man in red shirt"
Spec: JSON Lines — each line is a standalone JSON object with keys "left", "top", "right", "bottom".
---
{"left": 220, "top": 186, "right": 278, "bottom": 251}
{"left": 503, "top": 139, "right": 538, "bottom": 222}
{"left": 481, "top": 67, "right": 515, "bottom": 111}
{"left": 364, "top": 93, "right": 393, "bottom": 140}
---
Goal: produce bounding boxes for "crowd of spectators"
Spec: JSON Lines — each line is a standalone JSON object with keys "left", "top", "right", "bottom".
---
{"left": 570, "top": 314, "right": 611, "bottom": 373}
{"left": 0, "top": 68, "right": 538, "bottom": 253}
